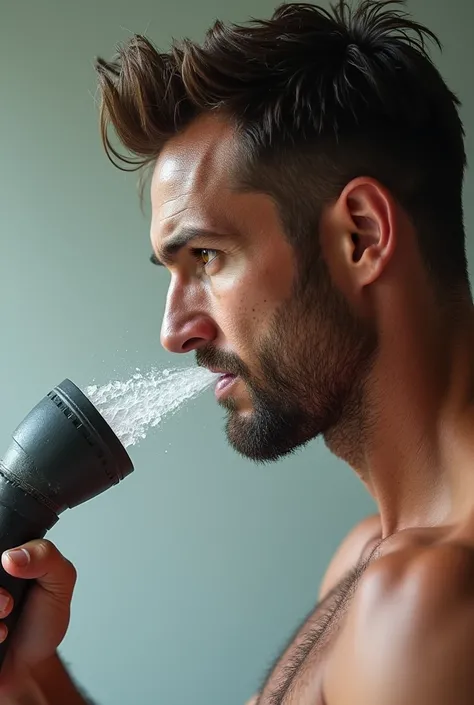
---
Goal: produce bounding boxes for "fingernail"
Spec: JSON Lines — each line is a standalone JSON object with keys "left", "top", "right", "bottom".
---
{"left": 4, "top": 548, "right": 30, "bottom": 567}
{"left": 0, "top": 593, "right": 10, "bottom": 611}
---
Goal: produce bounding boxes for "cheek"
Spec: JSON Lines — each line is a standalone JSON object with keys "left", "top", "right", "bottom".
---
{"left": 212, "top": 265, "right": 291, "bottom": 352}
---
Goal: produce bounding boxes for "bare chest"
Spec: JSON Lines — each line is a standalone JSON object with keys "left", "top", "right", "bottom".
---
{"left": 257, "top": 565, "right": 366, "bottom": 705}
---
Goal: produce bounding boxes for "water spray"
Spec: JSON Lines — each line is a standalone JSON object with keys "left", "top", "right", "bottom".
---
{"left": 0, "top": 365, "right": 215, "bottom": 671}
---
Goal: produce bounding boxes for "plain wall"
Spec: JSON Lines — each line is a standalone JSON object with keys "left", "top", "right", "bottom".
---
{"left": 0, "top": 1, "right": 472, "bottom": 704}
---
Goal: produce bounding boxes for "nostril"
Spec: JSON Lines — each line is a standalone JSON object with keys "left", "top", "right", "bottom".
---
{"left": 181, "top": 337, "right": 203, "bottom": 353}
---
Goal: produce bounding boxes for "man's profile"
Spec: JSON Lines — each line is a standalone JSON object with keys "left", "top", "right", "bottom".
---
{"left": 1, "top": 1, "right": 473, "bottom": 703}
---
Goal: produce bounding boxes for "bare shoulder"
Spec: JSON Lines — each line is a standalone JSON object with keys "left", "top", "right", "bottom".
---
{"left": 361, "top": 540, "right": 474, "bottom": 615}
{"left": 325, "top": 541, "right": 474, "bottom": 705}
{"left": 319, "top": 513, "right": 381, "bottom": 599}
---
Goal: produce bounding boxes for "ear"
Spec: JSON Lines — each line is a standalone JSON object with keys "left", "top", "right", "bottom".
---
{"left": 321, "top": 177, "right": 397, "bottom": 294}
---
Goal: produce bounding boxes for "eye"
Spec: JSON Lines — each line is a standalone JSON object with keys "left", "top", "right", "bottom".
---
{"left": 191, "top": 248, "right": 219, "bottom": 268}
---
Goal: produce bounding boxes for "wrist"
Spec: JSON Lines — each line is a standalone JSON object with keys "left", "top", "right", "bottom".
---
{"left": 0, "top": 660, "right": 47, "bottom": 702}
{"left": 29, "top": 652, "right": 88, "bottom": 705}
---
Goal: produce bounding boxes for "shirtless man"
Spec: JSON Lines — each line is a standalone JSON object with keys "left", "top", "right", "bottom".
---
{"left": 1, "top": 1, "right": 473, "bottom": 703}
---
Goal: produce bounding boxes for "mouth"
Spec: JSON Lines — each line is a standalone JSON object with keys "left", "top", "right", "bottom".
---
{"left": 200, "top": 365, "right": 240, "bottom": 399}
{"left": 214, "top": 372, "right": 238, "bottom": 400}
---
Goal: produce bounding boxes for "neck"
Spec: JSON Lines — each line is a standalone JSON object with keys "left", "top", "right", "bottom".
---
{"left": 328, "top": 283, "right": 474, "bottom": 537}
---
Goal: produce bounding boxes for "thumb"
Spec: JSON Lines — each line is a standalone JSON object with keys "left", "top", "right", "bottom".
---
{"left": 2, "top": 539, "right": 76, "bottom": 598}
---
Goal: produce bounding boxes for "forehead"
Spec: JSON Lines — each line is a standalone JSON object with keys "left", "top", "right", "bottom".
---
{"left": 151, "top": 114, "right": 239, "bottom": 234}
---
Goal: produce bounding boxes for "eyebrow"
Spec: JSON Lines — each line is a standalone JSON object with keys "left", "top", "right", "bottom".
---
{"left": 150, "top": 226, "right": 229, "bottom": 267}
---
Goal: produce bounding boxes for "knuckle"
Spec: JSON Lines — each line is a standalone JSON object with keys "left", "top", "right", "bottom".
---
{"left": 18, "top": 539, "right": 77, "bottom": 586}
{"left": 33, "top": 539, "right": 56, "bottom": 560}
{"left": 36, "top": 541, "right": 77, "bottom": 583}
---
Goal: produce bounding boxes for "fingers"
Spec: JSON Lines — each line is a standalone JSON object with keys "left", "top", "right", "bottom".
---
{"left": 1, "top": 539, "right": 77, "bottom": 598}
{"left": 0, "top": 590, "right": 13, "bottom": 619}
{"left": 0, "top": 589, "right": 13, "bottom": 642}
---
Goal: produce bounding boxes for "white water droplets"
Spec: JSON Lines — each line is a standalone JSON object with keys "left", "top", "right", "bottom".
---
{"left": 85, "top": 367, "right": 215, "bottom": 448}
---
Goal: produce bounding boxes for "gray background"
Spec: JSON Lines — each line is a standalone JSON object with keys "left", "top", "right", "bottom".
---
{"left": 0, "top": 1, "right": 472, "bottom": 704}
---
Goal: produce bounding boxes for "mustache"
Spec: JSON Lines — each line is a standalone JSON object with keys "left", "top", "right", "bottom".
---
{"left": 196, "top": 347, "right": 250, "bottom": 379}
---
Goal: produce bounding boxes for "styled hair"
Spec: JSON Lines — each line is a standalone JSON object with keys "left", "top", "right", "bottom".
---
{"left": 95, "top": 0, "right": 467, "bottom": 291}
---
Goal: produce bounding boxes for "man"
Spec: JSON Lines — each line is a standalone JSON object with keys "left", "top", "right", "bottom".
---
{"left": 0, "top": 0, "right": 472, "bottom": 702}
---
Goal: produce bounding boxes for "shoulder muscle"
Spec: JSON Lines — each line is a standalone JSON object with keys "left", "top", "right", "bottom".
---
{"left": 325, "top": 542, "right": 474, "bottom": 705}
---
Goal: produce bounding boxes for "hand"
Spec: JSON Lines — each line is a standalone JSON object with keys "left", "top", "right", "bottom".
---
{"left": 0, "top": 539, "right": 77, "bottom": 694}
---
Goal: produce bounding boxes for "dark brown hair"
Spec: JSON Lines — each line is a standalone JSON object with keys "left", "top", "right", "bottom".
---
{"left": 95, "top": 0, "right": 467, "bottom": 290}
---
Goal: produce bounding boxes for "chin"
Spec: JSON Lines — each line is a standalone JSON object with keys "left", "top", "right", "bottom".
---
{"left": 224, "top": 411, "right": 307, "bottom": 463}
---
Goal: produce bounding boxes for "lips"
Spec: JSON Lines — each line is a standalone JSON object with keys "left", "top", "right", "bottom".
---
{"left": 215, "top": 373, "right": 237, "bottom": 399}
{"left": 199, "top": 365, "right": 239, "bottom": 399}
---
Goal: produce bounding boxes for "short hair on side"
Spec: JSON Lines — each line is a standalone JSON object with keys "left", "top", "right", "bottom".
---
{"left": 96, "top": 1, "right": 468, "bottom": 292}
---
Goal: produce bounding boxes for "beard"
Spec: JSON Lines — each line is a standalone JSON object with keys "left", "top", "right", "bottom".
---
{"left": 196, "top": 255, "right": 377, "bottom": 464}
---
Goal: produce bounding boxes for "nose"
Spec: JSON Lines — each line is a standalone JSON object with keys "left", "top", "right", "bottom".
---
{"left": 161, "top": 315, "right": 217, "bottom": 353}
{"left": 160, "top": 286, "right": 217, "bottom": 354}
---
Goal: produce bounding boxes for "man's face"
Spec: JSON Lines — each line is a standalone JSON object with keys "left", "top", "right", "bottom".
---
{"left": 151, "top": 115, "right": 376, "bottom": 462}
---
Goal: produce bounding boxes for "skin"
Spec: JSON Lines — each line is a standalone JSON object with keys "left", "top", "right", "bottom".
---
{"left": 154, "top": 115, "right": 376, "bottom": 464}
{"left": 2, "top": 111, "right": 474, "bottom": 703}
{"left": 152, "top": 114, "right": 474, "bottom": 704}
{"left": 0, "top": 540, "right": 78, "bottom": 701}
